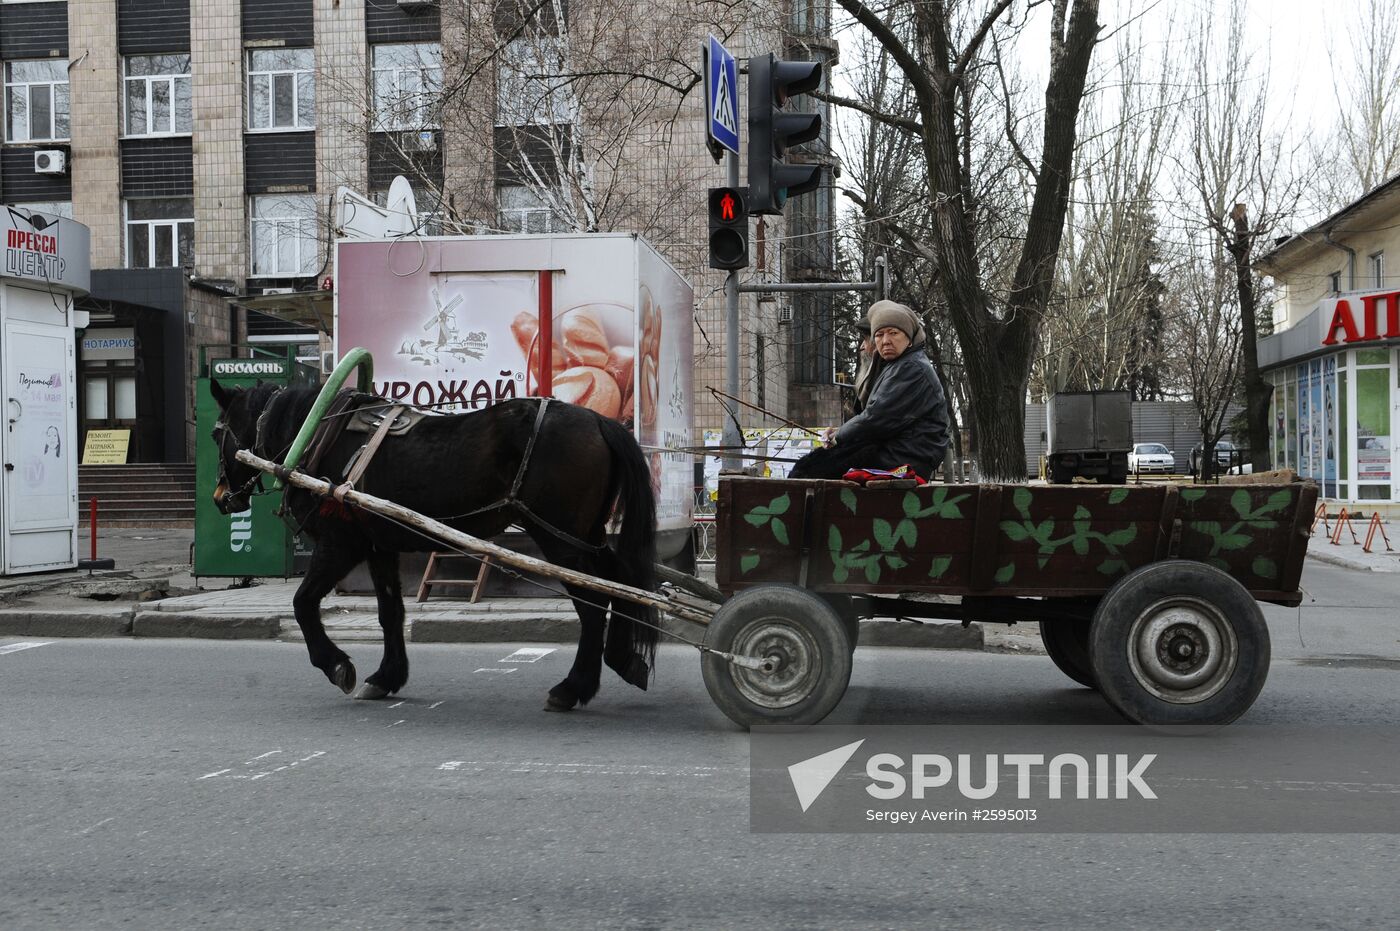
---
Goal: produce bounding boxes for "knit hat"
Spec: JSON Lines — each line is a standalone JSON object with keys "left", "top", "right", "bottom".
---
{"left": 867, "top": 300, "right": 920, "bottom": 341}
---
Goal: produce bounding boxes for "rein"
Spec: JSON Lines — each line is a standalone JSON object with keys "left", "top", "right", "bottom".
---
{"left": 442, "top": 398, "right": 608, "bottom": 554}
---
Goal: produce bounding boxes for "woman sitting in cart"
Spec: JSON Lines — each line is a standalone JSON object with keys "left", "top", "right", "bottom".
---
{"left": 793, "top": 300, "right": 949, "bottom": 481}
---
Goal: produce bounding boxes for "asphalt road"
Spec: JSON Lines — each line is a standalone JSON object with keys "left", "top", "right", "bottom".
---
{"left": 2, "top": 623, "right": 1397, "bottom": 930}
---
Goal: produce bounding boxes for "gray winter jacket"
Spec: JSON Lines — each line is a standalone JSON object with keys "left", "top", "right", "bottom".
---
{"left": 834, "top": 345, "right": 949, "bottom": 478}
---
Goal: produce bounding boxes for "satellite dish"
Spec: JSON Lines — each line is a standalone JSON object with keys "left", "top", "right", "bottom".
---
{"left": 334, "top": 177, "right": 419, "bottom": 240}
{"left": 386, "top": 175, "right": 419, "bottom": 231}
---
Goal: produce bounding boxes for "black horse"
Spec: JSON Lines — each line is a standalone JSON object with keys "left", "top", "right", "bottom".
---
{"left": 209, "top": 382, "right": 659, "bottom": 712}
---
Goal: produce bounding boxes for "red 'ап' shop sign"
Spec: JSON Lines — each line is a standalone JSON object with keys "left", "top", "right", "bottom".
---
{"left": 1322, "top": 291, "right": 1400, "bottom": 345}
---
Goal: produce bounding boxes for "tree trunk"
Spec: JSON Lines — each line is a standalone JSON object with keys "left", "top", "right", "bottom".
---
{"left": 1230, "top": 204, "right": 1272, "bottom": 471}
{"left": 966, "top": 353, "right": 1029, "bottom": 483}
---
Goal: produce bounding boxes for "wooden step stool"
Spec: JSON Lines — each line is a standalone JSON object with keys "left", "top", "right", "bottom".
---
{"left": 416, "top": 553, "right": 493, "bottom": 603}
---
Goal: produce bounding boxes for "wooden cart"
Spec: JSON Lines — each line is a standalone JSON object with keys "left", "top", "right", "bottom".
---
{"left": 702, "top": 478, "right": 1317, "bottom": 728}
{"left": 236, "top": 450, "right": 1316, "bottom": 730}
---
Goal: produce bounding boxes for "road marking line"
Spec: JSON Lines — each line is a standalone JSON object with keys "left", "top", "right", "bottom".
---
{"left": 386, "top": 719, "right": 406, "bottom": 728}
{"left": 78, "top": 817, "right": 115, "bottom": 835}
{"left": 245, "top": 750, "right": 281, "bottom": 764}
{"left": 437, "top": 760, "right": 728, "bottom": 778}
{"left": 429, "top": 701, "right": 445, "bottom": 709}
{"left": 200, "top": 751, "right": 325, "bottom": 782}
{"left": 0, "top": 641, "right": 51, "bottom": 655}
{"left": 500, "top": 647, "right": 555, "bottom": 663}
{"left": 390, "top": 701, "right": 405, "bottom": 708}
{"left": 473, "top": 668, "right": 517, "bottom": 675}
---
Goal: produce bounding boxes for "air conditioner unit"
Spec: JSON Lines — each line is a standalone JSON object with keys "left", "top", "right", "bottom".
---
{"left": 260, "top": 287, "right": 293, "bottom": 295}
{"left": 400, "top": 130, "right": 437, "bottom": 153}
{"left": 34, "top": 149, "right": 67, "bottom": 175}
{"left": 777, "top": 306, "right": 793, "bottom": 324}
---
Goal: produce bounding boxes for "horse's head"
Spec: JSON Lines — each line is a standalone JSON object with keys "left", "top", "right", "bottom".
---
{"left": 209, "top": 379, "right": 269, "bottom": 515}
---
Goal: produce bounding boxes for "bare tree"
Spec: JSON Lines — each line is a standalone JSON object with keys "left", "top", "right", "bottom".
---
{"left": 1035, "top": 16, "right": 1177, "bottom": 400}
{"left": 1320, "top": 0, "right": 1400, "bottom": 208}
{"left": 832, "top": 0, "right": 1101, "bottom": 482}
{"left": 1174, "top": 0, "right": 1313, "bottom": 472}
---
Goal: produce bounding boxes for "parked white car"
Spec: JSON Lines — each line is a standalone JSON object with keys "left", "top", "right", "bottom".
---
{"left": 1129, "top": 442, "right": 1175, "bottom": 475}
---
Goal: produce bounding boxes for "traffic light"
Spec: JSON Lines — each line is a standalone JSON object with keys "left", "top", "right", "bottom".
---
{"left": 747, "top": 53, "right": 823, "bottom": 215}
{"left": 708, "top": 186, "right": 749, "bottom": 270}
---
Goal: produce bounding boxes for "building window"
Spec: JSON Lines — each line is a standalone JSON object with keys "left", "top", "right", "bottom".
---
{"left": 497, "top": 185, "right": 563, "bottom": 233}
{"left": 496, "top": 37, "right": 573, "bottom": 127}
{"left": 126, "top": 197, "right": 194, "bottom": 268}
{"left": 248, "top": 48, "right": 314, "bottom": 131}
{"left": 792, "top": 291, "right": 835, "bottom": 384}
{"left": 1370, "top": 252, "right": 1384, "bottom": 289}
{"left": 1328, "top": 270, "right": 1342, "bottom": 294}
{"left": 9, "top": 201, "right": 72, "bottom": 219}
{"left": 755, "top": 335, "right": 766, "bottom": 408}
{"left": 124, "top": 54, "right": 192, "bottom": 136}
{"left": 787, "top": 184, "right": 833, "bottom": 270}
{"left": 250, "top": 194, "right": 319, "bottom": 277}
{"left": 4, "top": 59, "right": 69, "bottom": 142}
{"left": 790, "top": 0, "right": 830, "bottom": 35}
{"left": 372, "top": 43, "right": 441, "bottom": 131}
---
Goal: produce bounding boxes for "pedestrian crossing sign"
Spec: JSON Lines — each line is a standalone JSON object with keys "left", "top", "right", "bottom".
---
{"left": 705, "top": 35, "right": 740, "bottom": 158}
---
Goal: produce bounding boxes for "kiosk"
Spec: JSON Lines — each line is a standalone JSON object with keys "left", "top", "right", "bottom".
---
{"left": 0, "top": 206, "right": 91, "bottom": 574}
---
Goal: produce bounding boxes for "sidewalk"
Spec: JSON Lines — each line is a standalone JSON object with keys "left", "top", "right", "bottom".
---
{"left": 0, "top": 527, "right": 983, "bottom": 650}
{"left": 0, "top": 524, "right": 1390, "bottom": 647}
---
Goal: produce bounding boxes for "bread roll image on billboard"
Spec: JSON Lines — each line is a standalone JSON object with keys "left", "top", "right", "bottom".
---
{"left": 561, "top": 310, "right": 611, "bottom": 368}
{"left": 553, "top": 365, "right": 622, "bottom": 419}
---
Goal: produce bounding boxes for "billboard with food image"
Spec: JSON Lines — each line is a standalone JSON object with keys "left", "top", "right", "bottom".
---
{"left": 334, "top": 233, "right": 693, "bottom": 534}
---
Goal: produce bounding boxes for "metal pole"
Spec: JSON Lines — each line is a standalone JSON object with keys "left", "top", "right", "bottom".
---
{"left": 722, "top": 148, "right": 742, "bottom": 472}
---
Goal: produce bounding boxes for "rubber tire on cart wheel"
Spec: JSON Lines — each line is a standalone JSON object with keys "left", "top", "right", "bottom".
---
{"left": 1088, "top": 561, "right": 1270, "bottom": 726}
{"left": 1039, "top": 617, "right": 1097, "bottom": 689}
{"left": 822, "top": 594, "right": 861, "bottom": 652}
{"left": 701, "top": 584, "right": 853, "bottom": 728}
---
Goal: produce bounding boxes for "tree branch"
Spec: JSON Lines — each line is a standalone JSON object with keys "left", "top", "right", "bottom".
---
{"left": 951, "top": 0, "right": 1016, "bottom": 85}
{"left": 814, "top": 89, "right": 922, "bottom": 134}
{"left": 837, "top": 0, "right": 935, "bottom": 103}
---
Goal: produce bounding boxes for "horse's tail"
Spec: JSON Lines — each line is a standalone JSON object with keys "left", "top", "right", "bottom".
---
{"left": 595, "top": 414, "right": 660, "bottom": 677}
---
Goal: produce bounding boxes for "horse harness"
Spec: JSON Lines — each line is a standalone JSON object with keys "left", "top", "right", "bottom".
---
{"left": 250, "top": 391, "right": 606, "bottom": 555}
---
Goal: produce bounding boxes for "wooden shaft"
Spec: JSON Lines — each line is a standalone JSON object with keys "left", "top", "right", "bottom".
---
{"left": 234, "top": 450, "right": 715, "bottom": 626}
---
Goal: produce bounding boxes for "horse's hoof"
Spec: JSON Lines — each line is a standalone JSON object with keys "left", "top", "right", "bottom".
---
{"left": 330, "top": 661, "right": 356, "bottom": 694}
{"left": 545, "top": 685, "right": 578, "bottom": 712}
{"left": 351, "top": 682, "right": 390, "bottom": 701}
{"left": 620, "top": 654, "right": 650, "bottom": 691}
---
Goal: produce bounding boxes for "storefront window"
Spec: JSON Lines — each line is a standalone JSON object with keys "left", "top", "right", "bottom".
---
{"left": 1323, "top": 356, "right": 1337, "bottom": 497}
{"left": 1271, "top": 378, "right": 1284, "bottom": 470}
{"left": 1355, "top": 363, "right": 1391, "bottom": 492}
{"left": 1285, "top": 374, "right": 1297, "bottom": 472}
{"left": 1338, "top": 368, "right": 1349, "bottom": 498}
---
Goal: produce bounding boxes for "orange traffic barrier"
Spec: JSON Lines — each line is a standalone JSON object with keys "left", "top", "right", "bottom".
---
{"left": 1363, "top": 513, "right": 1393, "bottom": 554}
{"left": 1311, "top": 502, "right": 1330, "bottom": 535}
{"left": 1329, "top": 508, "right": 1360, "bottom": 546}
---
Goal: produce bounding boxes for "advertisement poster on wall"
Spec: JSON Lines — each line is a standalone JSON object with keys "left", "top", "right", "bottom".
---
{"left": 1355, "top": 366, "right": 1392, "bottom": 483}
{"left": 334, "top": 234, "right": 694, "bottom": 532}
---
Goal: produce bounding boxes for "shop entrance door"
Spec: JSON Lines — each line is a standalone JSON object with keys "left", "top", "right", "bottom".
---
{"left": 82, "top": 368, "right": 139, "bottom": 461}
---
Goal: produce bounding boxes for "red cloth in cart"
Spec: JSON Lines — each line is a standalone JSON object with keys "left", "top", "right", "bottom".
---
{"left": 841, "top": 464, "right": 927, "bottom": 485}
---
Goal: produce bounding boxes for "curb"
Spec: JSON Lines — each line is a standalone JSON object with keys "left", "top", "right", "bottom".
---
{"left": 0, "top": 609, "right": 134, "bottom": 638}
{"left": 132, "top": 611, "right": 281, "bottom": 639}
{"left": 0, "top": 605, "right": 996, "bottom": 652}
{"left": 1306, "top": 549, "right": 1381, "bottom": 572}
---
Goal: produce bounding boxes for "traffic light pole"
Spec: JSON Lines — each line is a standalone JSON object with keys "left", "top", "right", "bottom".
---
{"left": 722, "top": 148, "right": 743, "bottom": 473}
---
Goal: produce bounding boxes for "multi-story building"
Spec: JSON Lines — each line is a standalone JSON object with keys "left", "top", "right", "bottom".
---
{"left": 1256, "top": 173, "right": 1400, "bottom": 505}
{"left": 0, "top": 0, "right": 841, "bottom": 464}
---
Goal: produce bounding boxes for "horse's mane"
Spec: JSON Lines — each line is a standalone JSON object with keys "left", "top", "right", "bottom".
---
{"left": 251, "top": 383, "right": 322, "bottom": 459}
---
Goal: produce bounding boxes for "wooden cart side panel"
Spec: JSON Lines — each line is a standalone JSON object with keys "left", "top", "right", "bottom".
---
{"left": 716, "top": 479, "right": 1312, "bottom": 600}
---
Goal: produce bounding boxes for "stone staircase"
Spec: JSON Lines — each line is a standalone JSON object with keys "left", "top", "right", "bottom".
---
{"left": 78, "top": 463, "right": 196, "bottom": 528}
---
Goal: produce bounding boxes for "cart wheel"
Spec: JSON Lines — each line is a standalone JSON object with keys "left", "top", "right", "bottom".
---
{"left": 1088, "top": 561, "right": 1270, "bottom": 726}
{"left": 822, "top": 594, "right": 861, "bottom": 652}
{"left": 1039, "top": 617, "right": 1097, "bottom": 689}
{"left": 702, "top": 585, "right": 853, "bottom": 728}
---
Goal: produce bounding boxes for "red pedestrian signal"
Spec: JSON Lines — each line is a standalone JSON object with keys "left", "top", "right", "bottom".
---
{"left": 720, "top": 192, "right": 737, "bottom": 222}
{"left": 708, "top": 187, "right": 749, "bottom": 270}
